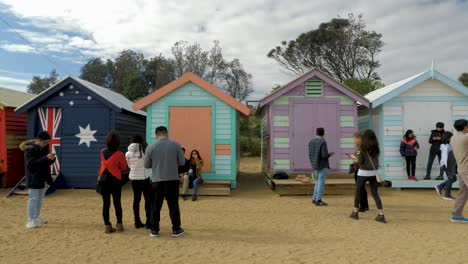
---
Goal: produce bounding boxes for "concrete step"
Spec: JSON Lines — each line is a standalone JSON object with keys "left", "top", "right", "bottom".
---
{"left": 391, "top": 179, "right": 459, "bottom": 189}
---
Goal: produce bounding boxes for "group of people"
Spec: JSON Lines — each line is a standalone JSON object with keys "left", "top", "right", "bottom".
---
{"left": 309, "top": 127, "right": 385, "bottom": 223}
{"left": 308, "top": 119, "right": 468, "bottom": 223}
{"left": 22, "top": 126, "right": 205, "bottom": 237}
{"left": 399, "top": 122, "right": 448, "bottom": 182}
{"left": 20, "top": 119, "right": 468, "bottom": 234}
{"left": 398, "top": 122, "right": 459, "bottom": 200}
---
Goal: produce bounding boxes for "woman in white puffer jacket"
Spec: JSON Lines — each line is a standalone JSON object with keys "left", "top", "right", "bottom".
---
{"left": 125, "top": 134, "right": 151, "bottom": 229}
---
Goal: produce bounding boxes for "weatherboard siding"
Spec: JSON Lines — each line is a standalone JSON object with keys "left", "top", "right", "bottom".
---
{"left": 147, "top": 81, "right": 238, "bottom": 186}
{"left": 266, "top": 75, "right": 361, "bottom": 174}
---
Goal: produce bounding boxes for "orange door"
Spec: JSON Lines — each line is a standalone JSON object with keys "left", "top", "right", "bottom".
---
{"left": 169, "top": 106, "right": 211, "bottom": 171}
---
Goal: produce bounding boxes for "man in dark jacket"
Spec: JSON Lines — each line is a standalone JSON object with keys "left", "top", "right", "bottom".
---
{"left": 20, "top": 131, "right": 56, "bottom": 228}
{"left": 178, "top": 147, "right": 191, "bottom": 201}
{"left": 308, "top": 127, "right": 335, "bottom": 206}
{"left": 425, "top": 122, "right": 445, "bottom": 180}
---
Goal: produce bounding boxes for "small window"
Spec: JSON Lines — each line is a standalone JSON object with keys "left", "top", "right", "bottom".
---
{"left": 306, "top": 80, "right": 323, "bottom": 96}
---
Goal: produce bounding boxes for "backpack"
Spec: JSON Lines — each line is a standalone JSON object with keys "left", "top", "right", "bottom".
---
{"left": 273, "top": 170, "right": 289, "bottom": 179}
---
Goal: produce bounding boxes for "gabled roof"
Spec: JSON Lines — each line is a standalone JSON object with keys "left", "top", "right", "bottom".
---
{"left": 15, "top": 76, "right": 145, "bottom": 116}
{"left": 365, "top": 69, "right": 468, "bottom": 107}
{"left": 0, "top": 86, "right": 35, "bottom": 107}
{"left": 259, "top": 68, "right": 370, "bottom": 108}
{"left": 133, "top": 72, "right": 250, "bottom": 117}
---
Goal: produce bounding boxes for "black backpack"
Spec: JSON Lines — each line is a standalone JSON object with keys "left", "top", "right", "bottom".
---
{"left": 273, "top": 170, "right": 289, "bottom": 179}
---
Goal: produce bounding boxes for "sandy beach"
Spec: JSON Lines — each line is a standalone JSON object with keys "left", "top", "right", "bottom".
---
{"left": 0, "top": 157, "right": 466, "bottom": 264}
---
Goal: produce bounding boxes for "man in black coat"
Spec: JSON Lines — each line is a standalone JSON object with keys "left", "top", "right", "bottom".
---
{"left": 20, "top": 131, "right": 56, "bottom": 228}
{"left": 425, "top": 122, "right": 445, "bottom": 180}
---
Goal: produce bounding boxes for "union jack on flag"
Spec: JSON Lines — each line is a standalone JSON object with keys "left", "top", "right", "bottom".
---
{"left": 38, "top": 107, "right": 62, "bottom": 175}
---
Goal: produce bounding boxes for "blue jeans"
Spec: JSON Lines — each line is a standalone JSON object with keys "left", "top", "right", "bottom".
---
{"left": 313, "top": 168, "right": 328, "bottom": 201}
{"left": 28, "top": 187, "right": 46, "bottom": 220}
{"left": 189, "top": 171, "right": 202, "bottom": 196}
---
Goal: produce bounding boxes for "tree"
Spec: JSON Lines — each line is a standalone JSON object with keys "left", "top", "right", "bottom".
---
{"left": 113, "top": 50, "right": 145, "bottom": 94}
{"left": 143, "top": 55, "right": 176, "bottom": 92}
{"left": 27, "top": 69, "right": 59, "bottom": 94}
{"left": 78, "top": 41, "right": 254, "bottom": 101}
{"left": 80, "top": 58, "right": 113, "bottom": 88}
{"left": 171, "top": 40, "right": 253, "bottom": 100}
{"left": 267, "top": 13, "right": 384, "bottom": 82}
{"left": 343, "top": 78, "right": 384, "bottom": 95}
{"left": 222, "top": 59, "right": 253, "bottom": 101}
{"left": 459, "top": 73, "right": 468, "bottom": 87}
{"left": 172, "top": 41, "right": 209, "bottom": 78}
{"left": 122, "top": 69, "right": 148, "bottom": 101}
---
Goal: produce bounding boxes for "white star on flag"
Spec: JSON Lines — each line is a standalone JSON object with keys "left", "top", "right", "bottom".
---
{"left": 75, "top": 124, "right": 98, "bottom": 147}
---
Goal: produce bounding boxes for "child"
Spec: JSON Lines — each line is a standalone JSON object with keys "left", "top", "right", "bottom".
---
{"left": 350, "top": 129, "right": 386, "bottom": 223}
{"left": 435, "top": 132, "right": 457, "bottom": 200}
{"left": 400, "top": 129, "right": 420, "bottom": 181}
{"left": 126, "top": 133, "right": 151, "bottom": 229}
{"left": 21, "top": 131, "right": 56, "bottom": 228}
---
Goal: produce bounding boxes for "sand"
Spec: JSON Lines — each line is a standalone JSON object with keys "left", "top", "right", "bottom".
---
{"left": 0, "top": 157, "right": 466, "bottom": 264}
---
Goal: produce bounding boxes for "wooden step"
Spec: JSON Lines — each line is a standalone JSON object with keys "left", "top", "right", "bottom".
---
{"left": 272, "top": 178, "right": 356, "bottom": 196}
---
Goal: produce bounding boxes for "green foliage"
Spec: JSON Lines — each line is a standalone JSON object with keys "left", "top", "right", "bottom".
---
{"left": 343, "top": 78, "right": 384, "bottom": 95}
{"left": 75, "top": 40, "right": 254, "bottom": 101}
{"left": 459, "top": 73, "right": 468, "bottom": 87}
{"left": 172, "top": 40, "right": 254, "bottom": 101}
{"left": 240, "top": 109, "right": 261, "bottom": 156}
{"left": 267, "top": 13, "right": 384, "bottom": 83}
{"left": 27, "top": 69, "right": 59, "bottom": 94}
{"left": 240, "top": 136, "right": 261, "bottom": 156}
{"left": 79, "top": 58, "right": 113, "bottom": 87}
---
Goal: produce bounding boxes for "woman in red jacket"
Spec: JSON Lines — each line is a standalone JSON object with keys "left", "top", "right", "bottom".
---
{"left": 97, "top": 130, "right": 127, "bottom": 233}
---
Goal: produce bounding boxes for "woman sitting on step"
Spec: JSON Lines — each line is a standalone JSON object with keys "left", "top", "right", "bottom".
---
{"left": 188, "top": 149, "right": 204, "bottom": 201}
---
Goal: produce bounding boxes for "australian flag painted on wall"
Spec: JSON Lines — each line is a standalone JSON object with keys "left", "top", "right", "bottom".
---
{"left": 38, "top": 107, "right": 62, "bottom": 175}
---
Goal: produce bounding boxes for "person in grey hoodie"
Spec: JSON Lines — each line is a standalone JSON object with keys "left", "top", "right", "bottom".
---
{"left": 126, "top": 133, "right": 151, "bottom": 229}
{"left": 144, "top": 126, "right": 186, "bottom": 238}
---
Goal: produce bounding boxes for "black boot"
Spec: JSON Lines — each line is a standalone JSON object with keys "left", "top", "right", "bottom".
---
{"left": 375, "top": 214, "right": 386, "bottom": 223}
{"left": 134, "top": 218, "right": 144, "bottom": 229}
{"left": 144, "top": 220, "right": 151, "bottom": 229}
{"left": 350, "top": 211, "right": 359, "bottom": 220}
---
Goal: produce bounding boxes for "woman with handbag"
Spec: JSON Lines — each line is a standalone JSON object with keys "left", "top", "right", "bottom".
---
{"left": 188, "top": 149, "right": 204, "bottom": 201}
{"left": 97, "top": 130, "right": 127, "bottom": 233}
{"left": 350, "top": 129, "right": 386, "bottom": 223}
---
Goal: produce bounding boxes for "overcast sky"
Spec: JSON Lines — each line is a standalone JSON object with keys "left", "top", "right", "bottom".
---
{"left": 0, "top": 0, "right": 467, "bottom": 99}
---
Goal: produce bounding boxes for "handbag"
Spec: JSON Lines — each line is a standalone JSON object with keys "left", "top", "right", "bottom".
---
{"left": 348, "top": 163, "right": 355, "bottom": 174}
{"left": 366, "top": 151, "right": 382, "bottom": 183}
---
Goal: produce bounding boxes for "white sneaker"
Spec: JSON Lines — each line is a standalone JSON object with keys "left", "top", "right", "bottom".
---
{"left": 35, "top": 217, "right": 48, "bottom": 225}
{"left": 26, "top": 219, "right": 38, "bottom": 228}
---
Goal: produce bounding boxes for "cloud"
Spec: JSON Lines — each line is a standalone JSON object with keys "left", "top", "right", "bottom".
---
{"left": 0, "top": 0, "right": 467, "bottom": 99}
{"left": 0, "top": 75, "right": 29, "bottom": 85}
{"left": 0, "top": 43, "right": 37, "bottom": 53}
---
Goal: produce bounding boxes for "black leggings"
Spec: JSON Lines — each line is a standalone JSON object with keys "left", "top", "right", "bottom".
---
{"left": 354, "top": 170, "right": 369, "bottom": 210}
{"left": 100, "top": 177, "right": 123, "bottom": 225}
{"left": 132, "top": 178, "right": 152, "bottom": 222}
{"left": 405, "top": 156, "right": 416, "bottom": 176}
{"left": 354, "top": 176, "right": 382, "bottom": 210}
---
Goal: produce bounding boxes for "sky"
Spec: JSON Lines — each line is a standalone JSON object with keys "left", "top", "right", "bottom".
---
{"left": 0, "top": 0, "right": 467, "bottom": 100}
